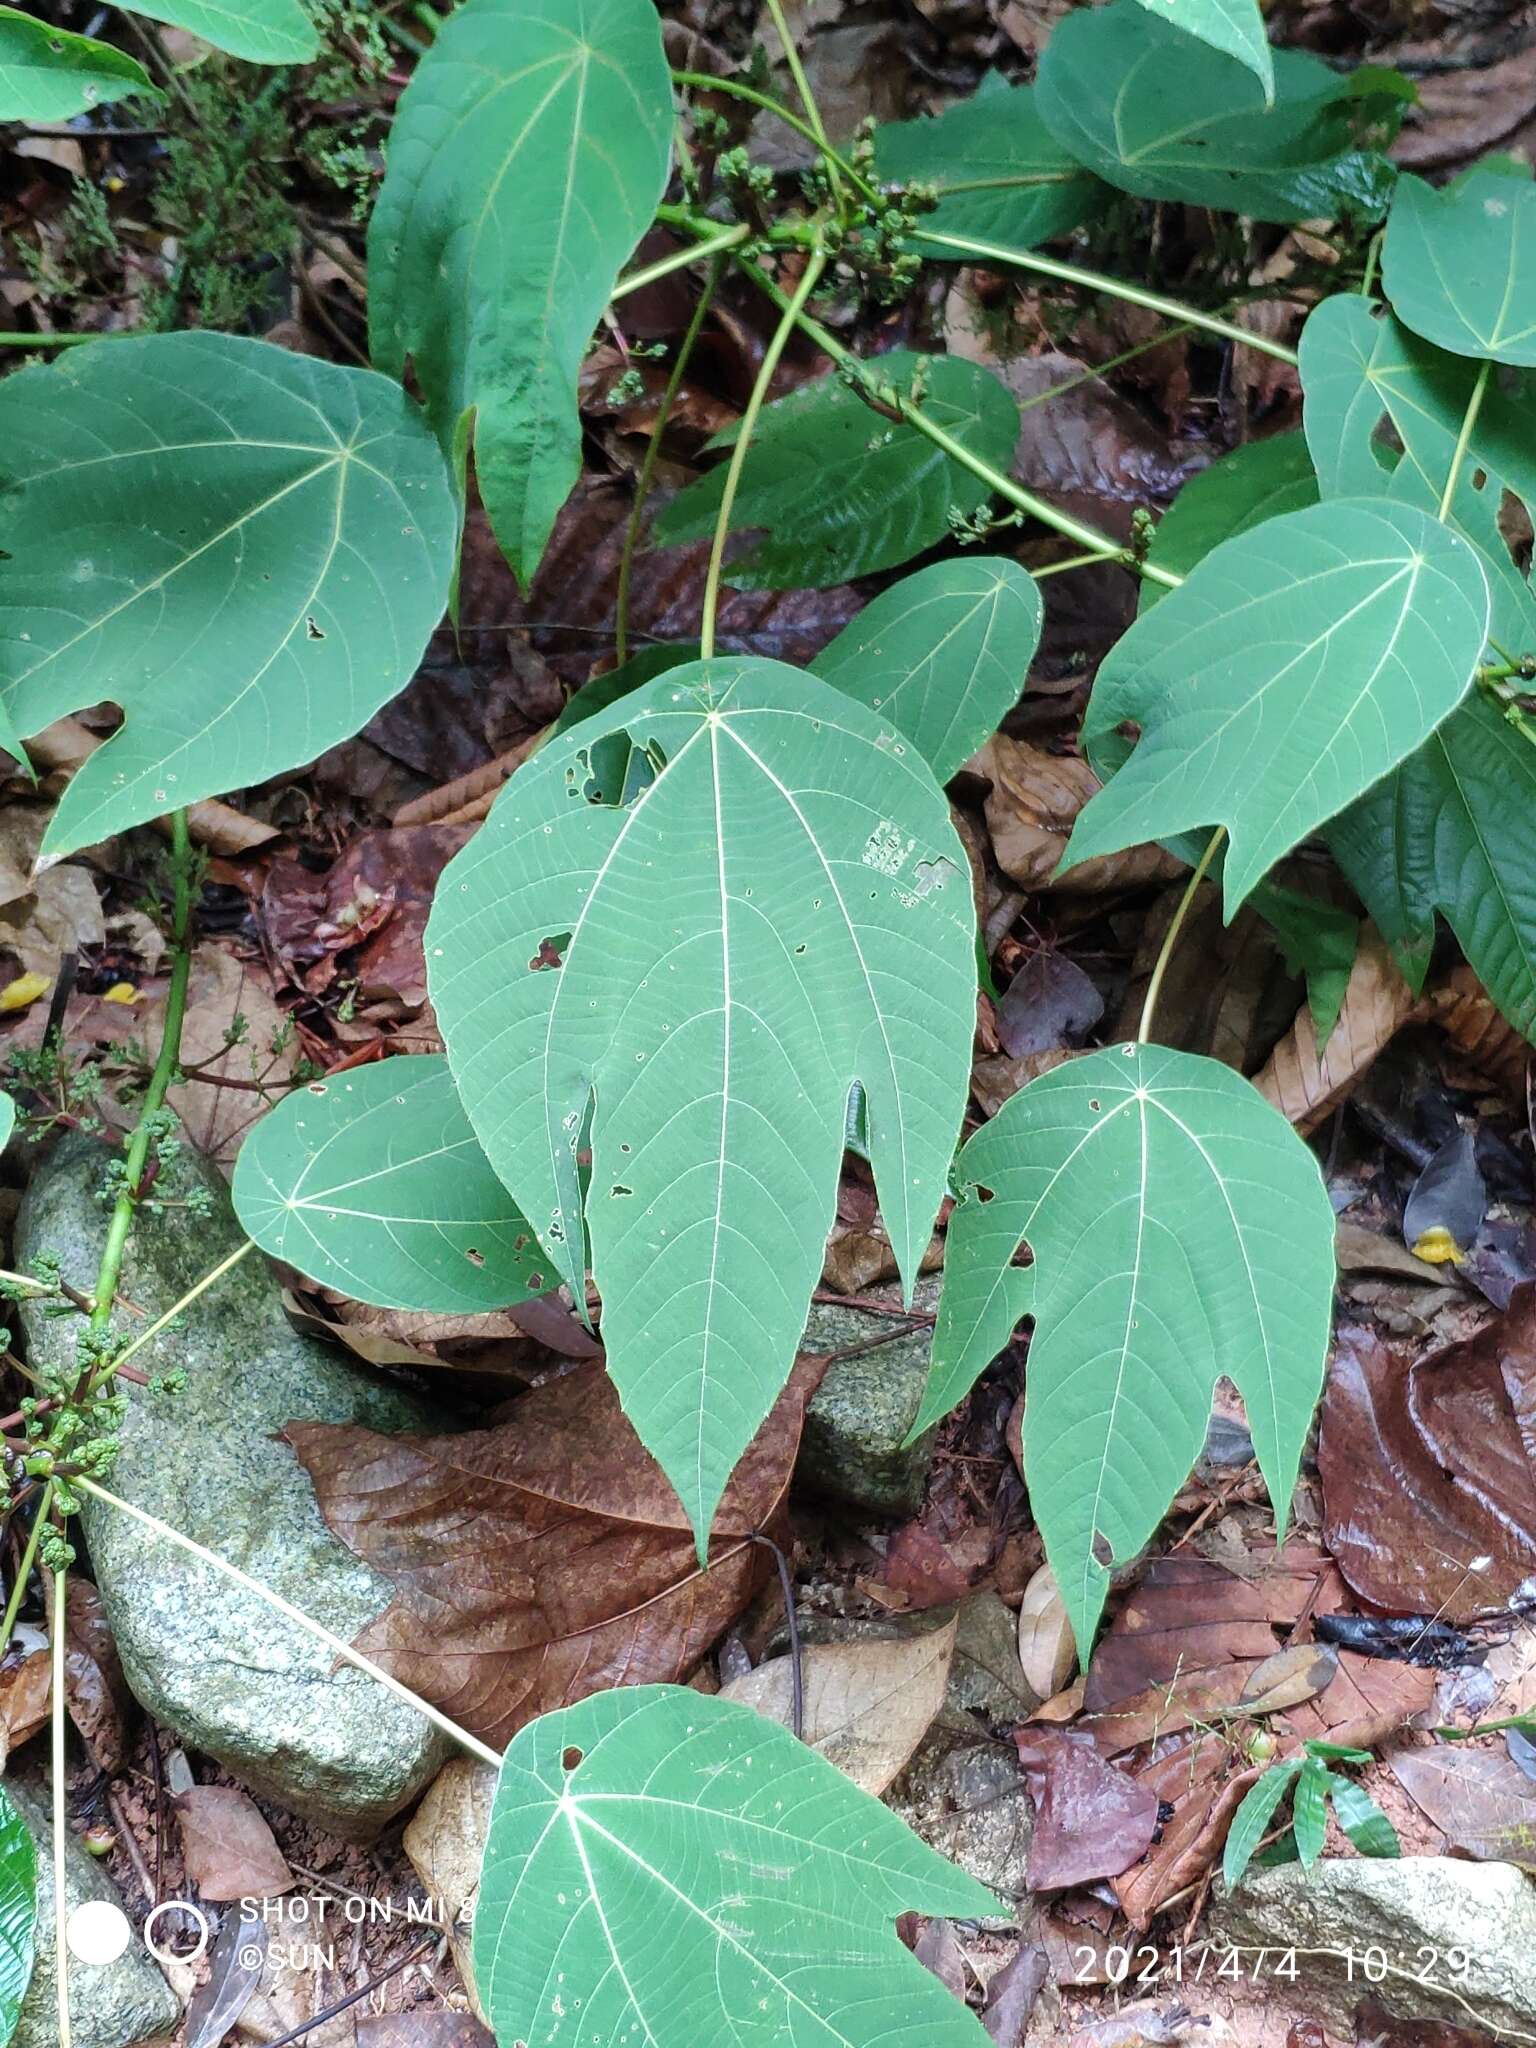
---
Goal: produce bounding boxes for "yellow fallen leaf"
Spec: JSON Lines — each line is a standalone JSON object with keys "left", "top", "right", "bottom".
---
{"left": 1411, "top": 1225, "right": 1465, "bottom": 1266}
{"left": 101, "top": 983, "right": 139, "bottom": 1006}
{"left": 0, "top": 972, "right": 50, "bottom": 1013}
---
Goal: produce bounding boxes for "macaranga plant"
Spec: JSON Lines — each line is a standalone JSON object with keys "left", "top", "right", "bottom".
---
{"left": 0, "top": 0, "right": 1532, "bottom": 2040}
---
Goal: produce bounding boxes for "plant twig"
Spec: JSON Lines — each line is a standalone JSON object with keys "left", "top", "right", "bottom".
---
{"left": 617, "top": 253, "right": 725, "bottom": 664}
{"left": 912, "top": 230, "right": 1300, "bottom": 366}
{"left": 52, "top": 1564, "right": 71, "bottom": 2048}
{"left": 90, "top": 1240, "right": 256, "bottom": 1393}
{"left": 254, "top": 1933, "right": 437, "bottom": 2048}
{"left": 1439, "top": 359, "right": 1491, "bottom": 521}
{"left": 613, "top": 223, "right": 749, "bottom": 303}
{"left": 700, "top": 248, "right": 827, "bottom": 658}
{"left": 0, "top": 1482, "right": 52, "bottom": 1658}
{"left": 84, "top": 812, "right": 197, "bottom": 1343}
{"left": 749, "top": 1532, "right": 803, "bottom": 1740}
{"left": 732, "top": 250, "right": 1182, "bottom": 588}
{"left": 71, "top": 1477, "right": 503, "bottom": 1771}
{"left": 1138, "top": 827, "right": 1226, "bottom": 1043}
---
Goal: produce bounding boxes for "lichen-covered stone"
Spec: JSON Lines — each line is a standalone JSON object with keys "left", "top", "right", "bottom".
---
{"left": 1210, "top": 1854, "right": 1536, "bottom": 2035}
{"left": 10, "top": 1774, "right": 178, "bottom": 2048}
{"left": 886, "top": 1707, "right": 1032, "bottom": 1925}
{"left": 796, "top": 1278, "right": 942, "bottom": 1516}
{"left": 18, "top": 1137, "right": 451, "bottom": 1835}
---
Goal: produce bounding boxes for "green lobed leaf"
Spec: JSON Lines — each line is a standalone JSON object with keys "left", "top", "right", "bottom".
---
{"left": 1328, "top": 691, "right": 1536, "bottom": 1039}
{"left": 1035, "top": 3, "right": 1408, "bottom": 225}
{"left": 1223, "top": 1760, "right": 1302, "bottom": 1888}
{"left": 117, "top": 0, "right": 317, "bottom": 63}
{"left": 370, "top": 0, "right": 674, "bottom": 589}
{"left": 1328, "top": 1776, "right": 1401, "bottom": 1858}
{"left": 0, "top": 6, "right": 153, "bottom": 120}
{"left": 917, "top": 1043, "right": 1336, "bottom": 1651}
{"left": 873, "top": 75, "right": 1108, "bottom": 257}
{"left": 427, "top": 657, "right": 976, "bottom": 1548}
{"left": 0, "top": 1781, "right": 36, "bottom": 2044}
{"left": 1062, "top": 498, "right": 1490, "bottom": 914}
{"left": 1300, "top": 296, "right": 1536, "bottom": 650}
{"left": 474, "top": 1685, "right": 995, "bottom": 2048}
{"left": 1141, "top": 432, "right": 1318, "bottom": 606}
{"left": 553, "top": 643, "right": 702, "bottom": 739}
{"left": 231, "top": 1057, "right": 552, "bottom": 1314}
{"left": 1250, "top": 882, "right": 1357, "bottom": 1045}
{"left": 809, "top": 558, "right": 1041, "bottom": 784}
{"left": 1129, "top": 0, "right": 1273, "bottom": 96}
{"left": 1384, "top": 161, "right": 1536, "bottom": 367}
{"left": 1292, "top": 1758, "right": 1331, "bottom": 1866}
{"left": 0, "top": 331, "right": 457, "bottom": 858}
{"left": 654, "top": 352, "right": 1021, "bottom": 589}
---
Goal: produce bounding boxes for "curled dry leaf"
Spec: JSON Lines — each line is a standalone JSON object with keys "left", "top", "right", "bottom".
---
{"left": 1017, "top": 1564, "right": 1077, "bottom": 1703}
{"left": 1320, "top": 1292, "right": 1536, "bottom": 1620}
{"left": 1256, "top": 924, "right": 1421, "bottom": 1130}
{"left": 174, "top": 1785, "right": 293, "bottom": 1902}
{"left": 0, "top": 1640, "right": 49, "bottom": 1769}
{"left": 1237, "top": 1641, "right": 1340, "bottom": 1716}
{"left": 402, "top": 1757, "right": 496, "bottom": 2021}
{"left": 974, "top": 736, "right": 1184, "bottom": 895}
{"left": 719, "top": 1618, "right": 957, "bottom": 1796}
{"left": 287, "top": 1357, "right": 821, "bottom": 1749}
{"left": 64, "top": 1577, "right": 131, "bottom": 1775}
{"left": 1429, "top": 964, "right": 1534, "bottom": 1101}
{"left": 1388, "top": 1745, "right": 1536, "bottom": 1868}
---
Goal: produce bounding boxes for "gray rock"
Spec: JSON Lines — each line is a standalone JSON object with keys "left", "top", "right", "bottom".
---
{"left": 9, "top": 1775, "right": 179, "bottom": 2048}
{"left": 18, "top": 1138, "right": 451, "bottom": 1835}
{"left": 949, "top": 1592, "right": 1039, "bottom": 1724}
{"left": 887, "top": 1707, "right": 1032, "bottom": 1925}
{"left": 796, "top": 1278, "right": 942, "bottom": 1516}
{"left": 1209, "top": 1855, "right": 1536, "bottom": 2035}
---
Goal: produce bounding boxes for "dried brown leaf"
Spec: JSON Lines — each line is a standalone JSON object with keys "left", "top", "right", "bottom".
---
{"left": 1388, "top": 1745, "right": 1536, "bottom": 1867}
{"left": 287, "top": 1357, "right": 821, "bottom": 1749}
{"left": 64, "top": 1577, "right": 131, "bottom": 1775}
{"left": 1017, "top": 1565, "right": 1077, "bottom": 1703}
{"left": 1255, "top": 925, "right": 1421, "bottom": 1130}
{"left": 1014, "top": 1727, "right": 1160, "bottom": 1890}
{"left": 975, "top": 736, "right": 1184, "bottom": 896}
{"left": 402, "top": 1757, "right": 495, "bottom": 2023}
{"left": 1429, "top": 964, "right": 1533, "bottom": 1101}
{"left": 174, "top": 1785, "right": 293, "bottom": 1902}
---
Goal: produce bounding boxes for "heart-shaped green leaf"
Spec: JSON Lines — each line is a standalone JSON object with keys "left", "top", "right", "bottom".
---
{"left": 873, "top": 75, "right": 1107, "bottom": 257}
{"left": 1062, "top": 498, "right": 1490, "bottom": 913}
{"left": 118, "top": 0, "right": 317, "bottom": 62}
{"left": 370, "top": 0, "right": 673, "bottom": 589}
{"left": 0, "top": 331, "right": 456, "bottom": 857}
{"left": 232, "top": 1057, "right": 552, "bottom": 1314}
{"left": 0, "top": 7, "right": 152, "bottom": 119}
{"left": 655, "top": 352, "right": 1020, "bottom": 588}
{"left": 1384, "top": 162, "right": 1536, "bottom": 367}
{"left": 0, "top": 1782, "right": 36, "bottom": 2043}
{"left": 917, "top": 1043, "right": 1335, "bottom": 1650}
{"left": 474, "top": 1686, "right": 994, "bottom": 2048}
{"left": 810, "top": 558, "right": 1041, "bottom": 784}
{"left": 1329, "top": 691, "right": 1536, "bottom": 1039}
{"left": 1142, "top": 432, "right": 1317, "bottom": 605}
{"left": 1128, "top": 0, "right": 1273, "bottom": 96}
{"left": 427, "top": 657, "right": 975, "bottom": 1547}
{"left": 1036, "top": 2, "right": 1406, "bottom": 224}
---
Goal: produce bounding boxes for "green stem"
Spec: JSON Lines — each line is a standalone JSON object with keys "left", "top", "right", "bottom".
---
{"left": 616, "top": 254, "right": 725, "bottom": 665}
{"left": 86, "top": 812, "right": 196, "bottom": 1340}
{"left": 911, "top": 230, "right": 1300, "bottom": 366}
{"left": 760, "top": 0, "right": 845, "bottom": 214}
{"left": 0, "top": 331, "right": 129, "bottom": 349}
{"left": 732, "top": 249, "right": 1182, "bottom": 586}
{"left": 1032, "top": 549, "right": 1115, "bottom": 579}
{"left": 72, "top": 1476, "right": 502, "bottom": 1770}
{"left": 700, "top": 250, "right": 828, "bottom": 659}
{"left": 0, "top": 1482, "right": 52, "bottom": 1658}
{"left": 612, "top": 223, "right": 749, "bottom": 303}
{"left": 52, "top": 1565, "right": 70, "bottom": 2048}
{"left": 1138, "top": 827, "right": 1226, "bottom": 1043}
{"left": 672, "top": 71, "right": 876, "bottom": 204}
{"left": 1439, "top": 360, "right": 1491, "bottom": 522}
{"left": 88, "top": 1240, "right": 256, "bottom": 1396}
